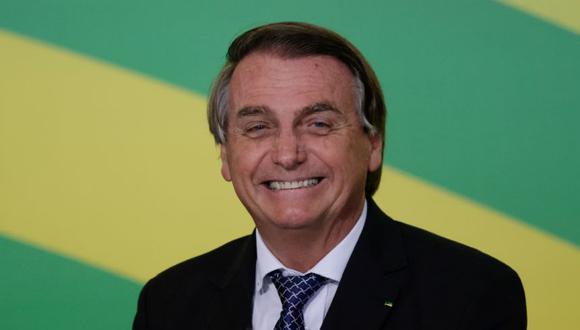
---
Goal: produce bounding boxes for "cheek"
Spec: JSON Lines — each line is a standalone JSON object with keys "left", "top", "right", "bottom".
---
{"left": 341, "top": 136, "right": 374, "bottom": 181}
{"left": 314, "top": 135, "right": 370, "bottom": 173}
{"left": 227, "top": 141, "right": 269, "bottom": 179}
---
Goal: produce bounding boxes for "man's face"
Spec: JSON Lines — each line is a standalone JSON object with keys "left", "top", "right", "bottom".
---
{"left": 220, "top": 52, "right": 382, "bottom": 234}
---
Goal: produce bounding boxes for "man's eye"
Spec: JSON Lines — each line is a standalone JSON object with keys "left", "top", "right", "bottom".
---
{"left": 247, "top": 123, "right": 267, "bottom": 132}
{"left": 242, "top": 122, "right": 271, "bottom": 138}
{"left": 312, "top": 121, "right": 330, "bottom": 128}
{"left": 310, "top": 120, "right": 333, "bottom": 131}
{"left": 306, "top": 120, "right": 333, "bottom": 135}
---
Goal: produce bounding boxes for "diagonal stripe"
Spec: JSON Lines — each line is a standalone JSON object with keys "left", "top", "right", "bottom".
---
{"left": 1, "top": 30, "right": 579, "bottom": 329}
{"left": 0, "top": 29, "right": 253, "bottom": 282}
{"left": 0, "top": 235, "right": 140, "bottom": 330}
{"left": 2, "top": 1, "right": 579, "bottom": 246}
{"left": 500, "top": 0, "right": 580, "bottom": 34}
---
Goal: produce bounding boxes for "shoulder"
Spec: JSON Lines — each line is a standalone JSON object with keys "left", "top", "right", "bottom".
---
{"left": 145, "top": 234, "right": 252, "bottom": 293}
{"left": 133, "top": 235, "right": 254, "bottom": 329}
{"left": 372, "top": 210, "right": 526, "bottom": 328}
{"left": 143, "top": 236, "right": 253, "bottom": 298}
{"left": 366, "top": 199, "right": 521, "bottom": 285}
{"left": 397, "top": 222, "right": 526, "bottom": 327}
{"left": 396, "top": 220, "right": 518, "bottom": 279}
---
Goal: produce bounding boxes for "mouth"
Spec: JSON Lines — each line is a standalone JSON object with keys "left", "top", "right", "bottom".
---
{"left": 264, "top": 177, "right": 323, "bottom": 191}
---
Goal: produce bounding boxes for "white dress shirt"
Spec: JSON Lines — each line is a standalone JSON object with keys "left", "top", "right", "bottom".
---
{"left": 252, "top": 201, "right": 368, "bottom": 330}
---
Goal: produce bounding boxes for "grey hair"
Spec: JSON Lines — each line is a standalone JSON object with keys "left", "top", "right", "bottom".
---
{"left": 353, "top": 71, "right": 377, "bottom": 137}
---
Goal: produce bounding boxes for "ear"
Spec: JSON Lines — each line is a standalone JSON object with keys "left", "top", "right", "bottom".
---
{"left": 368, "top": 133, "right": 383, "bottom": 172}
{"left": 220, "top": 144, "right": 232, "bottom": 181}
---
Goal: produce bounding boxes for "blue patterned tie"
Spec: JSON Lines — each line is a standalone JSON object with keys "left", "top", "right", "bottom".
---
{"left": 268, "top": 270, "right": 329, "bottom": 330}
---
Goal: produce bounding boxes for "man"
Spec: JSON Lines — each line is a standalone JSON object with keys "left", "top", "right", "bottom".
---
{"left": 133, "top": 22, "right": 526, "bottom": 330}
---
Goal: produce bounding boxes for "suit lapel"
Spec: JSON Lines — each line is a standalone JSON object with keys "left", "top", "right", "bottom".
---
{"left": 321, "top": 199, "right": 408, "bottom": 330}
{"left": 206, "top": 233, "right": 256, "bottom": 330}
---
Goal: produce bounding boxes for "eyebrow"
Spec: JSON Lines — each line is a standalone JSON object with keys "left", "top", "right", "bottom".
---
{"left": 299, "top": 102, "right": 341, "bottom": 117}
{"left": 235, "top": 101, "right": 341, "bottom": 120}
{"left": 236, "top": 106, "right": 269, "bottom": 118}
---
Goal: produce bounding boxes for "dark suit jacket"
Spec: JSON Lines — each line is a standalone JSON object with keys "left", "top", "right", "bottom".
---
{"left": 133, "top": 199, "right": 526, "bottom": 329}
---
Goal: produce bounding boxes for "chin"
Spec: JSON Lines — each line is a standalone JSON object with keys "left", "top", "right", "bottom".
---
{"left": 264, "top": 208, "right": 322, "bottom": 230}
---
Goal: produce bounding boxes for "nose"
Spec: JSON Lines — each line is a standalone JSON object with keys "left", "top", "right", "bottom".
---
{"left": 271, "top": 129, "right": 306, "bottom": 170}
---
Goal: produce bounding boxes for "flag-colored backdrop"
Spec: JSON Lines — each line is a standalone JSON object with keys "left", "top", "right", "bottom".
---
{"left": 1, "top": 1, "right": 578, "bottom": 329}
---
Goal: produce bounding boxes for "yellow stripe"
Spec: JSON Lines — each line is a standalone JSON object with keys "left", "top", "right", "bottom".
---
{"left": 0, "top": 28, "right": 253, "bottom": 278}
{"left": 1, "top": 30, "right": 579, "bottom": 329}
{"left": 500, "top": 0, "right": 580, "bottom": 34}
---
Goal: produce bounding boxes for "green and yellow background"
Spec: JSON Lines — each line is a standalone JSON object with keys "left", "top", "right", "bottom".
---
{"left": 1, "top": 1, "right": 579, "bottom": 329}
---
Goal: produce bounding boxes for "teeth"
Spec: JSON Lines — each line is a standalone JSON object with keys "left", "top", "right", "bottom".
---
{"left": 268, "top": 178, "right": 320, "bottom": 190}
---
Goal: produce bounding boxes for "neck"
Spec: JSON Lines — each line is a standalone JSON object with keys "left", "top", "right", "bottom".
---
{"left": 258, "top": 203, "right": 364, "bottom": 273}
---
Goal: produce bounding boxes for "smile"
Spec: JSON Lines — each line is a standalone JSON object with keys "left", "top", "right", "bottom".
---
{"left": 267, "top": 178, "right": 322, "bottom": 191}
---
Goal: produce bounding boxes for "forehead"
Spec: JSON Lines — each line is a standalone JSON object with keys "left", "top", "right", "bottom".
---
{"left": 228, "top": 52, "right": 357, "bottom": 116}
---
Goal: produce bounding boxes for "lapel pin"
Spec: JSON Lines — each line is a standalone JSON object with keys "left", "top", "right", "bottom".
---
{"left": 384, "top": 300, "right": 394, "bottom": 308}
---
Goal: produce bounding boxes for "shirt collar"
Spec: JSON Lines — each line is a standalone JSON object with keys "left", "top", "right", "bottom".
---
{"left": 255, "top": 200, "right": 368, "bottom": 292}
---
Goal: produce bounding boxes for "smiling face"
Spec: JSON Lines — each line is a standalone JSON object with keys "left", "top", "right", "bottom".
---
{"left": 220, "top": 52, "right": 382, "bottom": 237}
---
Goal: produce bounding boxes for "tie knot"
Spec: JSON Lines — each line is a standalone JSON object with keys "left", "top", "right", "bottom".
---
{"left": 268, "top": 270, "right": 329, "bottom": 330}
{"left": 269, "top": 270, "right": 329, "bottom": 311}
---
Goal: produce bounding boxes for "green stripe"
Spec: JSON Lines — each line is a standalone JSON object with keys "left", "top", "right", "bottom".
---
{"left": 0, "top": 0, "right": 578, "bottom": 245}
{"left": 0, "top": 235, "right": 140, "bottom": 330}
